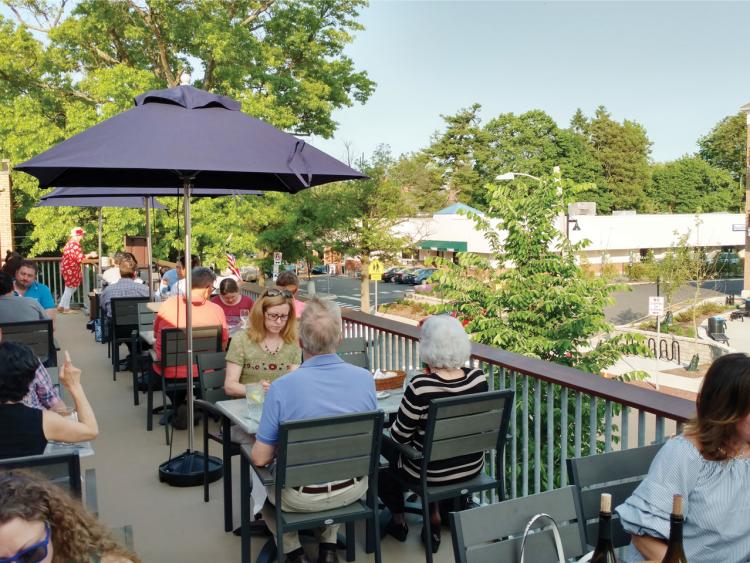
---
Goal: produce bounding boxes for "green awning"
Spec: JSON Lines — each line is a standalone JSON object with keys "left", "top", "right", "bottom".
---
{"left": 419, "top": 240, "right": 467, "bottom": 252}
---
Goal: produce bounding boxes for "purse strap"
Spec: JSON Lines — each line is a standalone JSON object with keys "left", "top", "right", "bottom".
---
{"left": 519, "top": 513, "right": 565, "bottom": 563}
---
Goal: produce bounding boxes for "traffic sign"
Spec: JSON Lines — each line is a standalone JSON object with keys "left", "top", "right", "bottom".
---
{"left": 368, "top": 259, "right": 384, "bottom": 281}
{"left": 648, "top": 296, "right": 665, "bottom": 316}
{"left": 273, "top": 251, "right": 282, "bottom": 264}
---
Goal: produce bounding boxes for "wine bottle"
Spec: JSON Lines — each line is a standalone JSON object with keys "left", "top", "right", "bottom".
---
{"left": 661, "top": 494, "right": 688, "bottom": 563}
{"left": 590, "top": 493, "right": 618, "bottom": 563}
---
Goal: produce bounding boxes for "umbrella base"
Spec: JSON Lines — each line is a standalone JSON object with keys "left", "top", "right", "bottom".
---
{"left": 158, "top": 450, "right": 222, "bottom": 487}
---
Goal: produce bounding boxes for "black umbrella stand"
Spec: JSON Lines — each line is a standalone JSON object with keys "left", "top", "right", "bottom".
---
{"left": 158, "top": 177, "right": 222, "bottom": 487}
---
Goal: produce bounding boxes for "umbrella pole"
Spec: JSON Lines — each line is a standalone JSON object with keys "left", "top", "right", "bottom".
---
{"left": 183, "top": 180, "right": 194, "bottom": 453}
{"left": 145, "top": 197, "right": 153, "bottom": 295}
{"left": 98, "top": 208, "right": 103, "bottom": 278}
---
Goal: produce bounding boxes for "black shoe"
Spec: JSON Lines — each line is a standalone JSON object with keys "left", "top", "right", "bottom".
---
{"left": 420, "top": 522, "right": 441, "bottom": 554}
{"left": 317, "top": 543, "right": 338, "bottom": 563}
{"left": 285, "top": 548, "right": 312, "bottom": 563}
{"left": 171, "top": 405, "right": 188, "bottom": 430}
{"left": 385, "top": 518, "right": 409, "bottom": 542}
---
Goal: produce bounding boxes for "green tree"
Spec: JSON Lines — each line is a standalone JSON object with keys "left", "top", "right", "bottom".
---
{"left": 424, "top": 103, "right": 489, "bottom": 208}
{"left": 388, "top": 152, "right": 447, "bottom": 214}
{"left": 433, "top": 168, "right": 646, "bottom": 489}
{"left": 587, "top": 106, "right": 652, "bottom": 211}
{"left": 648, "top": 156, "right": 742, "bottom": 213}
{"left": 332, "top": 146, "right": 416, "bottom": 313}
{"left": 0, "top": 0, "right": 374, "bottom": 256}
{"left": 698, "top": 113, "right": 747, "bottom": 183}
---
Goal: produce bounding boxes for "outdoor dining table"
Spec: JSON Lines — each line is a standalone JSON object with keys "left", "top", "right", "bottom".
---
{"left": 140, "top": 324, "right": 246, "bottom": 348}
{"left": 215, "top": 388, "right": 405, "bottom": 544}
{"left": 44, "top": 441, "right": 95, "bottom": 458}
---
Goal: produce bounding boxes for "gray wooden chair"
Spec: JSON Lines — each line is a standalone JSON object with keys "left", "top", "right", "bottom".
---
{"left": 146, "top": 326, "right": 222, "bottom": 444}
{"left": 110, "top": 296, "right": 149, "bottom": 381}
{"left": 382, "top": 389, "right": 514, "bottom": 563}
{"left": 240, "top": 410, "right": 385, "bottom": 563}
{"left": 110, "top": 525, "right": 135, "bottom": 551}
{"left": 337, "top": 337, "right": 369, "bottom": 369}
{"left": 450, "top": 485, "right": 586, "bottom": 563}
{"left": 0, "top": 319, "right": 57, "bottom": 367}
{"left": 194, "top": 351, "right": 237, "bottom": 531}
{"left": 128, "top": 302, "right": 155, "bottom": 406}
{"left": 567, "top": 442, "right": 663, "bottom": 550}
{"left": 0, "top": 450, "right": 98, "bottom": 515}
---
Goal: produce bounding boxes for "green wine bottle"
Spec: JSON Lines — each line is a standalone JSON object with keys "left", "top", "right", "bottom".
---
{"left": 661, "top": 494, "right": 688, "bottom": 563}
{"left": 590, "top": 493, "right": 618, "bottom": 563}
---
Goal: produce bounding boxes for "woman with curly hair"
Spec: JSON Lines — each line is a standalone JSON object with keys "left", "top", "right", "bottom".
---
{"left": 0, "top": 470, "right": 139, "bottom": 563}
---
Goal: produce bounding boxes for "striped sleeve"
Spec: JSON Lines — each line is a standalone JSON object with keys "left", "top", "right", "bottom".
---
{"left": 390, "top": 380, "right": 426, "bottom": 446}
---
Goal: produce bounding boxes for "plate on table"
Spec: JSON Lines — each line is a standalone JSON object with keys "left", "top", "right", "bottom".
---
{"left": 376, "top": 391, "right": 390, "bottom": 400}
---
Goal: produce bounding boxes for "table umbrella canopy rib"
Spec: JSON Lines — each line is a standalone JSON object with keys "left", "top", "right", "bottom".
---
{"left": 38, "top": 186, "right": 263, "bottom": 199}
{"left": 16, "top": 86, "right": 365, "bottom": 192}
{"left": 38, "top": 191, "right": 165, "bottom": 209}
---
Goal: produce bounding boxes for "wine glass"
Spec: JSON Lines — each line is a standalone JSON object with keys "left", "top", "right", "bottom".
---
{"left": 240, "top": 309, "right": 250, "bottom": 329}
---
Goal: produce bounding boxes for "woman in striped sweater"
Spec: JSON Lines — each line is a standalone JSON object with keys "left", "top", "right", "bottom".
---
{"left": 379, "top": 314, "right": 488, "bottom": 552}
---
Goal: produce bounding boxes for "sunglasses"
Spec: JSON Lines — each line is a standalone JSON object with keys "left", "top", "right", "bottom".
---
{"left": 0, "top": 522, "right": 50, "bottom": 563}
{"left": 262, "top": 289, "right": 293, "bottom": 298}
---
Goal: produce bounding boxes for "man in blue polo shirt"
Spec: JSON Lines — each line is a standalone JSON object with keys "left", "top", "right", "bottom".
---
{"left": 14, "top": 260, "right": 56, "bottom": 321}
{"left": 251, "top": 297, "right": 377, "bottom": 563}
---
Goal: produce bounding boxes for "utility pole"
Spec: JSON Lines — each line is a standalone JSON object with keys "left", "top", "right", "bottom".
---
{"left": 741, "top": 101, "right": 750, "bottom": 296}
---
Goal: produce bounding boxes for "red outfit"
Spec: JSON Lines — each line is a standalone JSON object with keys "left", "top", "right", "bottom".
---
{"left": 154, "top": 295, "right": 229, "bottom": 379}
{"left": 61, "top": 239, "right": 84, "bottom": 288}
{"left": 210, "top": 294, "right": 254, "bottom": 323}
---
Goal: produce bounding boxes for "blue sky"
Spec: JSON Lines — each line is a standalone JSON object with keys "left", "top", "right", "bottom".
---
{"left": 311, "top": 1, "right": 750, "bottom": 164}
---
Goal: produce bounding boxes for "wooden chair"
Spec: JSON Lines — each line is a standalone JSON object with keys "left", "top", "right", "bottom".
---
{"left": 146, "top": 326, "right": 222, "bottom": 444}
{"left": 0, "top": 450, "right": 98, "bottom": 515}
{"left": 110, "top": 296, "right": 149, "bottom": 381}
{"left": 567, "top": 443, "right": 663, "bottom": 550}
{"left": 194, "top": 351, "right": 238, "bottom": 532}
{"left": 0, "top": 319, "right": 57, "bottom": 367}
{"left": 450, "top": 485, "right": 586, "bottom": 563}
{"left": 240, "top": 411, "right": 385, "bottom": 563}
{"left": 337, "top": 337, "right": 369, "bottom": 370}
{"left": 382, "top": 389, "right": 514, "bottom": 563}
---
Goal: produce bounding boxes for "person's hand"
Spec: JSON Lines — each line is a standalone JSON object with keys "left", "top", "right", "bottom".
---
{"left": 86, "top": 251, "right": 98, "bottom": 259}
{"left": 261, "top": 379, "right": 271, "bottom": 392}
{"left": 60, "top": 351, "right": 82, "bottom": 389}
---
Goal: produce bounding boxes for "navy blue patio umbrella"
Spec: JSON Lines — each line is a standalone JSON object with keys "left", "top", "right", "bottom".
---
{"left": 38, "top": 189, "right": 165, "bottom": 288}
{"left": 17, "top": 85, "right": 365, "bottom": 485}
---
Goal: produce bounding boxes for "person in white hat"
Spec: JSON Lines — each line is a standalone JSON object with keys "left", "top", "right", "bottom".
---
{"left": 58, "top": 227, "right": 97, "bottom": 313}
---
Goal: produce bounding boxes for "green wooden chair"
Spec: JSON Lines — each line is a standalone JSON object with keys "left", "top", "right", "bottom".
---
{"left": 240, "top": 410, "right": 385, "bottom": 563}
{"left": 380, "top": 389, "right": 514, "bottom": 563}
{"left": 110, "top": 296, "right": 149, "bottom": 381}
{"left": 566, "top": 442, "right": 663, "bottom": 550}
{"left": 0, "top": 319, "right": 57, "bottom": 367}
{"left": 129, "top": 302, "right": 155, "bottom": 406}
{"left": 450, "top": 485, "right": 586, "bottom": 563}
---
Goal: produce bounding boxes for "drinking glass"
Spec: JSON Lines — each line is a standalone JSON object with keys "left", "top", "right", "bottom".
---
{"left": 240, "top": 309, "right": 250, "bottom": 329}
{"left": 245, "top": 383, "right": 265, "bottom": 407}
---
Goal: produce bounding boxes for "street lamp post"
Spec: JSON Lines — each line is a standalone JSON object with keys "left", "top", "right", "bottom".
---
{"left": 741, "top": 101, "right": 750, "bottom": 296}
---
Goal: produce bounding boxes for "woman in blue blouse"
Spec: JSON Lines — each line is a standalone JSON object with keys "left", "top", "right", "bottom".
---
{"left": 616, "top": 353, "right": 750, "bottom": 563}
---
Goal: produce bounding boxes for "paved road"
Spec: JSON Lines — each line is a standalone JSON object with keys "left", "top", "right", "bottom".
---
{"left": 301, "top": 275, "right": 412, "bottom": 311}
{"left": 305, "top": 274, "right": 743, "bottom": 321}
{"left": 606, "top": 278, "right": 742, "bottom": 325}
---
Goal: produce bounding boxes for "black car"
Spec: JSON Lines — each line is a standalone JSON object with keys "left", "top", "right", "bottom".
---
{"left": 383, "top": 266, "right": 403, "bottom": 282}
{"left": 395, "top": 267, "right": 419, "bottom": 284}
{"left": 311, "top": 265, "right": 328, "bottom": 275}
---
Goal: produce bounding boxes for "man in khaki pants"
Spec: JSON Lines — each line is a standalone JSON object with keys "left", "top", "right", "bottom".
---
{"left": 251, "top": 297, "right": 377, "bottom": 563}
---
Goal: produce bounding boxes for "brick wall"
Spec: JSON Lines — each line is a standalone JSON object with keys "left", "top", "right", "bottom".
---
{"left": 0, "top": 160, "right": 14, "bottom": 262}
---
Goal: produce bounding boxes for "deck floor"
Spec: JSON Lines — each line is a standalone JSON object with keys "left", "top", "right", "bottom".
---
{"left": 57, "top": 311, "right": 455, "bottom": 562}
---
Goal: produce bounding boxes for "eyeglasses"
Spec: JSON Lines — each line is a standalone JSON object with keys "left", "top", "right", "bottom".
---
{"left": 265, "top": 313, "right": 289, "bottom": 322}
{"left": 0, "top": 522, "right": 50, "bottom": 563}
{"left": 262, "top": 288, "right": 293, "bottom": 299}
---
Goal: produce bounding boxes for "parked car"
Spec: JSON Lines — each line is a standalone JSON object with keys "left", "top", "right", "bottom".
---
{"left": 412, "top": 268, "right": 437, "bottom": 285}
{"left": 311, "top": 264, "right": 328, "bottom": 275}
{"left": 400, "top": 268, "right": 424, "bottom": 284}
{"left": 382, "top": 267, "right": 403, "bottom": 283}
{"left": 391, "top": 268, "right": 414, "bottom": 284}
{"left": 240, "top": 265, "right": 260, "bottom": 282}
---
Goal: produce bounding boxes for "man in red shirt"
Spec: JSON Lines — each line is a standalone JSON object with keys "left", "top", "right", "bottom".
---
{"left": 153, "top": 267, "right": 228, "bottom": 429}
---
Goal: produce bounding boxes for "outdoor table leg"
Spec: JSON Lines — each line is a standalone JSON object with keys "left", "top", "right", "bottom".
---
{"left": 223, "top": 416, "right": 233, "bottom": 532}
{"left": 241, "top": 453, "right": 251, "bottom": 561}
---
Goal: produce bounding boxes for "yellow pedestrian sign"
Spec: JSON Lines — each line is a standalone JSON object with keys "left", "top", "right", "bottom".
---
{"left": 368, "top": 259, "right": 384, "bottom": 281}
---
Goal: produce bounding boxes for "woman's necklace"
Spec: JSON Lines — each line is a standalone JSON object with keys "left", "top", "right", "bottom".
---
{"left": 261, "top": 338, "right": 283, "bottom": 355}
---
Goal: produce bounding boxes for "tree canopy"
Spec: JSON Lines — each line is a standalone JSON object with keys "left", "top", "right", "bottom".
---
{"left": 698, "top": 112, "right": 747, "bottom": 184}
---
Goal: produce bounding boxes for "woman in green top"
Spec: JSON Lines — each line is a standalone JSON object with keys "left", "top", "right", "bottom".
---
{"left": 224, "top": 288, "right": 300, "bottom": 396}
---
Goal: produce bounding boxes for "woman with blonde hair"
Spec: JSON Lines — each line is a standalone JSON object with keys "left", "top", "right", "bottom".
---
{"left": 0, "top": 469, "right": 139, "bottom": 563}
{"left": 616, "top": 352, "right": 750, "bottom": 562}
{"left": 223, "top": 288, "right": 300, "bottom": 397}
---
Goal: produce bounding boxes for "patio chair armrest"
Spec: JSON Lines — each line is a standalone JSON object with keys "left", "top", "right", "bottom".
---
{"left": 84, "top": 468, "right": 98, "bottom": 517}
{"left": 194, "top": 399, "right": 222, "bottom": 418}
{"left": 240, "top": 443, "right": 276, "bottom": 486}
{"left": 379, "top": 455, "right": 390, "bottom": 470}
{"left": 382, "top": 432, "right": 422, "bottom": 461}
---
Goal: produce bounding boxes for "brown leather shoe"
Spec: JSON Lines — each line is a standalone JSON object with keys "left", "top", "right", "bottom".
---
{"left": 317, "top": 547, "right": 338, "bottom": 563}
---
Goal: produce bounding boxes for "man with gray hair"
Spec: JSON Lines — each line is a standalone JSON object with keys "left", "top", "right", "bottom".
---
{"left": 252, "top": 297, "right": 377, "bottom": 563}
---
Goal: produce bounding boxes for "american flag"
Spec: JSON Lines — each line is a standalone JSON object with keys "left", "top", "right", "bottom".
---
{"left": 226, "top": 253, "right": 241, "bottom": 278}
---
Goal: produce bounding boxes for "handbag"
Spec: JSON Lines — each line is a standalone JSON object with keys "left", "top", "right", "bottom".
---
{"left": 519, "top": 513, "right": 566, "bottom": 563}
